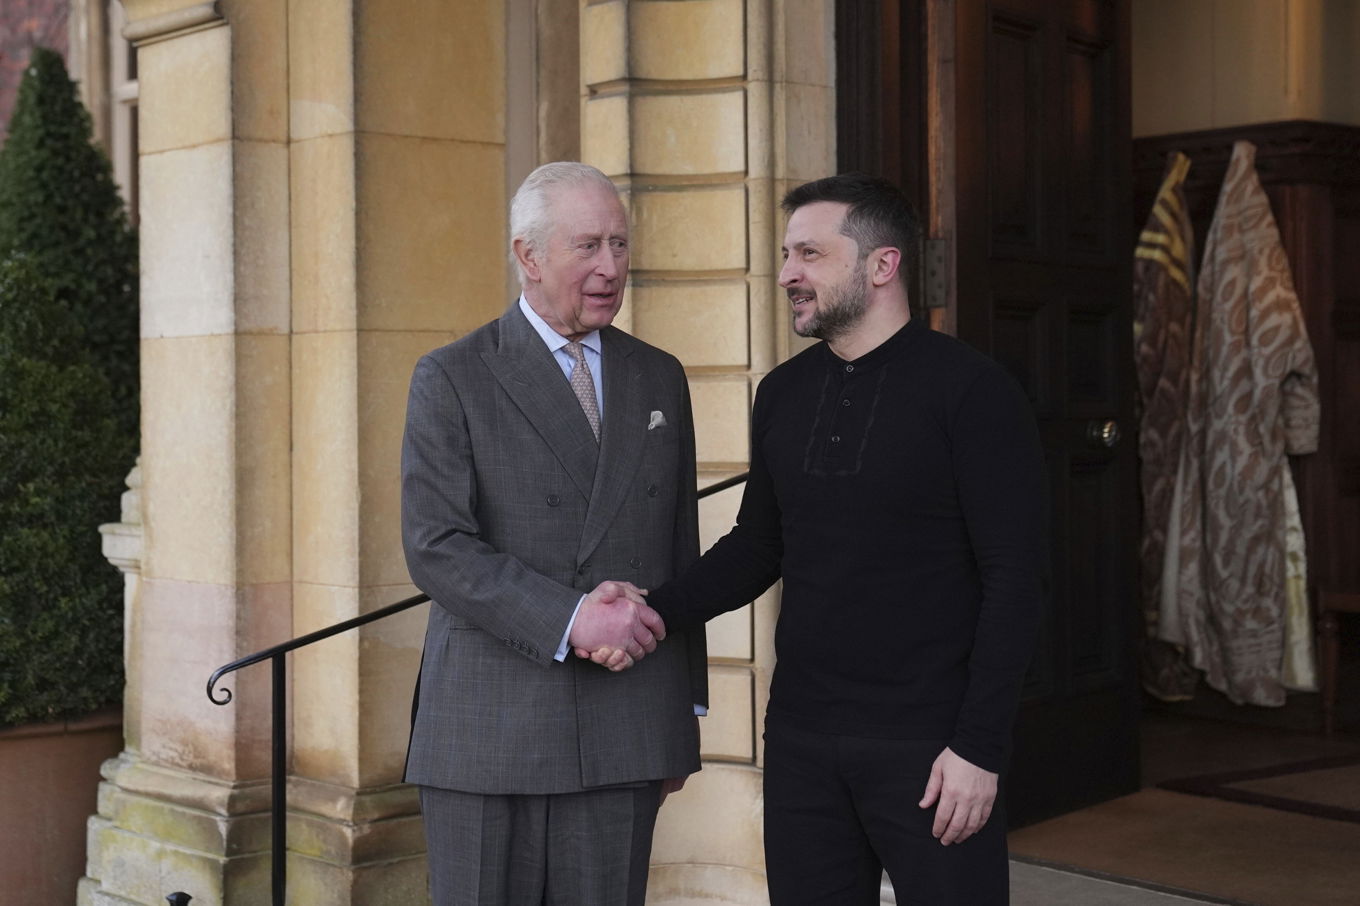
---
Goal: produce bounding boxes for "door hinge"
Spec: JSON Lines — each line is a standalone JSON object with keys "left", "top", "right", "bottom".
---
{"left": 923, "top": 238, "right": 949, "bottom": 310}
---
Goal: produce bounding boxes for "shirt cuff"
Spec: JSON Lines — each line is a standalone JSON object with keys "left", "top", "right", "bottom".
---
{"left": 693, "top": 704, "right": 708, "bottom": 716}
{"left": 555, "top": 595, "right": 587, "bottom": 662}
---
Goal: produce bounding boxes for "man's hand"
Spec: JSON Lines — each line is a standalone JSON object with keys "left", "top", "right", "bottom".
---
{"left": 918, "top": 747, "right": 997, "bottom": 845}
{"left": 568, "top": 581, "right": 665, "bottom": 668}
{"left": 574, "top": 645, "right": 634, "bottom": 671}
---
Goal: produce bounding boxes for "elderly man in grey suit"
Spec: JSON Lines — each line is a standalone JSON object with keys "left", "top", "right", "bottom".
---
{"left": 401, "top": 161, "right": 707, "bottom": 905}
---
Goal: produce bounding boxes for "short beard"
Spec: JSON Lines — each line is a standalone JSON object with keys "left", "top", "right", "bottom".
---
{"left": 794, "top": 260, "right": 870, "bottom": 342}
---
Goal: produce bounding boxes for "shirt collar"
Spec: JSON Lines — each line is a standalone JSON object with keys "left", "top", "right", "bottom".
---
{"left": 518, "top": 296, "right": 603, "bottom": 356}
{"left": 821, "top": 317, "right": 921, "bottom": 373}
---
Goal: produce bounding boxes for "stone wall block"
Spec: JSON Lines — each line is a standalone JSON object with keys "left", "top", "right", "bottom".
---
{"left": 141, "top": 336, "right": 236, "bottom": 583}
{"left": 290, "top": 133, "right": 358, "bottom": 334}
{"left": 774, "top": 81, "right": 835, "bottom": 183}
{"left": 291, "top": 583, "right": 362, "bottom": 786}
{"left": 228, "top": 0, "right": 289, "bottom": 142}
{"left": 650, "top": 763, "right": 764, "bottom": 870}
{"left": 287, "top": 851, "right": 431, "bottom": 906}
{"left": 137, "top": 23, "right": 230, "bottom": 153}
{"left": 647, "top": 862, "right": 769, "bottom": 906}
{"left": 631, "top": 185, "right": 747, "bottom": 272}
{"left": 355, "top": 0, "right": 504, "bottom": 142}
{"left": 582, "top": 94, "right": 631, "bottom": 178}
{"left": 776, "top": 0, "right": 835, "bottom": 88}
{"left": 705, "top": 604, "right": 754, "bottom": 663}
{"left": 688, "top": 377, "right": 751, "bottom": 465}
{"left": 235, "top": 333, "right": 292, "bottom": 585}
{"left": 286, "top": 798, "right": 425, "bottom": 866}
{"left": 355, "top": 591, "right": 428, "bottom": 784}
{"left": 630, "top": 281, "right": 748, "bottom": 367}
{"left": 631, "top": 89, "right": 746, "bottom": 175}
{"left": 137, "top": 581, "right": 289, "bottom": 776}
{"left": 288, "top": 0, "right": 356, "bottom": 140}
{"left": 233, "top": 140, "right": 291, "bottom": 334}
{"left": 581, "top": 0, "right": 628, "bottom": 86}
{"left": 291, "top": 331, "right": 360, "bottom": 588}
{"left": 701, "top": 666, "right": 755, "bottom": 761}
{"left": 355, "top": 135, "right": 507, "bottom": 333}
{"left": 140, "top": 144, "right": 235, "bottom": 339}
{"left": 356, "top": 333, "right": 447, "bottom": 588}
{"left": 629, "top": 0, "right": 744, "bottom": 81}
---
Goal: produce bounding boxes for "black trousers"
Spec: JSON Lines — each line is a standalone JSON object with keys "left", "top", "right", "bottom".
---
{"left": 763, "top": 720, "right": 1009, "bottom": 905}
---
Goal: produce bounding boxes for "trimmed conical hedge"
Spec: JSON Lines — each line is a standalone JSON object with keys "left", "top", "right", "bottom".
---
{"left": 0, "top": 47, "right": 138, "bottom": 727}
{"left": 0, "top": 255, "right": 132, "bottom": 725}
{"left": 0, "top": 46, "right": 138, "bottom": 435}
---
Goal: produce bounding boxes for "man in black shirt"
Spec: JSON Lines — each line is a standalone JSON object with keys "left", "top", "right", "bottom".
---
{"left": 584, "top": 174, "right": 1044, "bottom": 904}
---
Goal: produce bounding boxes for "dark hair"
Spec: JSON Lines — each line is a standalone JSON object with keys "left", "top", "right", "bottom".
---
{"left": 781, "top": 173, "right": 920, "bottom": 279}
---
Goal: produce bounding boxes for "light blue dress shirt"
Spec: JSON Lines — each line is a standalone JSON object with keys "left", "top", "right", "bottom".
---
{"left": 518, "top": 297, "right": 604, "bottom": 419}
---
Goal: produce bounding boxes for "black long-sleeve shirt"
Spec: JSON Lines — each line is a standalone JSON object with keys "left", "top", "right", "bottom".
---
{"left": 649, "top": 318, "right": 1045, "bottom": 773}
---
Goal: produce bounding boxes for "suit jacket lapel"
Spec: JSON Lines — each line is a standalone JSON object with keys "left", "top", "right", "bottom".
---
{"left": 579, "top": 327, "right": 646, "bottom": 561}
{"left": 483, "top": 305, "right": 599, "bottom": 501}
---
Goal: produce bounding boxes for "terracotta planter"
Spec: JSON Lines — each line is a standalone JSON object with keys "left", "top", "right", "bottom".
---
{"left": 0, "top": 708, "right": 123, "bottom": 903}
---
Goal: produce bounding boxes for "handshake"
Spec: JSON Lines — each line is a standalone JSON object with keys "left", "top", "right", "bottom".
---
{"left": 568, "top": 581, "right": 666, "bottom": 672}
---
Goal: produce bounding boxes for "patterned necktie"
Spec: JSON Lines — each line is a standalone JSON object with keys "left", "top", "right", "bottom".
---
{"left": 565, "top": 341, "right": 601, "bottom": 442}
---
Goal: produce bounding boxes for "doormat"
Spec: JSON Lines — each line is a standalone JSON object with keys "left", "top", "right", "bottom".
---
{"left": 1158, "top": 753, "right": 1360, "bottom": 824}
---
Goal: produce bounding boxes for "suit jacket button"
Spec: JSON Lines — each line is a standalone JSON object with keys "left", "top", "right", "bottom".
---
{"left": 629, "top": 557, "right": 642, "bottom": 569}
{"left": 546, "top": 494, "right": 561, "bottom": 507}
{"left": 646, "top": 484, "right": 658, "bottom": 497}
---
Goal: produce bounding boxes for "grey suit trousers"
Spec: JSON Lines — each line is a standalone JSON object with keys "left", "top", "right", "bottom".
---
{"left": 419, "top": 783, "right": 663, "bottom": 906}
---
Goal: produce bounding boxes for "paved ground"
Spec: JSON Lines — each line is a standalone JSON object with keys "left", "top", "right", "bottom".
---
{"left": 1007, "top": 859, "right": 1248, "bottom": 906}
{"left": 875, "top": 861, "right": 1245, "bottom": 905}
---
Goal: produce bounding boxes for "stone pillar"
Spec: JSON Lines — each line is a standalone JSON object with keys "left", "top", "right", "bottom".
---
{"left": 80, "top": 0, "right": 511, "bottom": 902}
{"left": 578, "top": 2, "right": 836, "bottom": 903}
{"left": 283, "top": 0, "right": 505, "bottom": 900}
{"left": 80, "top": 1, "right": 290, "bottom": 902}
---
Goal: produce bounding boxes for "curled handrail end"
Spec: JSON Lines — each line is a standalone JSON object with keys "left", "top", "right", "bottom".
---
{"left": 207, "top": 670, "right": 234, "bottom": 706}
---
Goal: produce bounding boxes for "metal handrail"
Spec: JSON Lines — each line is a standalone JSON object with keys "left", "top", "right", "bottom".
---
{"left": 200, "top": 472, "right": 748, "bottom": 906}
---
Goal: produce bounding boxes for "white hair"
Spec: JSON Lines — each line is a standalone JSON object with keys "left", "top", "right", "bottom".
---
{"left": 508, "top": 162, "right": 620, "bottom": 287}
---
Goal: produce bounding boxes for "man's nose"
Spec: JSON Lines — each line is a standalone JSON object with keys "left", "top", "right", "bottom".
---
{"left": 596, "top": 248, "right": 621, "bottom": 279}
{"left": 778, "top": 258, "right": 797, "bottom": 288}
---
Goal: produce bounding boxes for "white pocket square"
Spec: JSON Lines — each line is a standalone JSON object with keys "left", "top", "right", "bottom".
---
{"left": 648, "top": 410, "right": 667, "bottom": 430}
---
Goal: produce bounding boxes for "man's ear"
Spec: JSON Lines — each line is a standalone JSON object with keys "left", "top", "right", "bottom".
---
{"left": 513, "top": 237, "right": 541, "bottom": 283}
{"left": 868, "top": 247, "right": 902, "bottom": 287}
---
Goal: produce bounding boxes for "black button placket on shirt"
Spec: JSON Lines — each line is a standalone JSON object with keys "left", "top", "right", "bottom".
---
{"left": 807, "top": 340, "right": 898, "bottom": 477}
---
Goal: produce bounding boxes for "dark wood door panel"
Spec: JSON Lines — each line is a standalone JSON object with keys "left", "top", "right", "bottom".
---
{"left": 991, "top": 296, "right": 1056, "bottom": 414}
{"left": 1061, "top": 34, "right": 1114, "bottom": 261}
{"left": 965, "top": 0, "right": 1139, "bottom": 826}
{"left": 988, "top": 11, "right": 1045, "bottom": 258}
{"left": 1065, "top": 454, "right": 1128, "bottom": 691}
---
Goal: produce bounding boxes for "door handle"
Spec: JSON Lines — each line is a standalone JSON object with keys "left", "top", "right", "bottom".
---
{"left": 1086, "top": 419, "right": 1120, "bottom": 449}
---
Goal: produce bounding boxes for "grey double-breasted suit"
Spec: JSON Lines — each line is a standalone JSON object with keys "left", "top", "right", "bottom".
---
{"left": 401, "top": 303, "right": 707, "bottom": 795}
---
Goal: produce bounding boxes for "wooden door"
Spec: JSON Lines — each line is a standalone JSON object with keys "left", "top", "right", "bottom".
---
{"left": 837, "top": 0, "right": 1141, "bottom": 826}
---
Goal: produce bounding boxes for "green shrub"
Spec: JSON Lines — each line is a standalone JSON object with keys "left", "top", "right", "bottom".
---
{"left": 0, "top": 259, "right": 133, "bottom": 726}
{"left": 0, "top": 46, "right": 138, "bottom": 436}
{"left": 0, "top": 47, "right": 137, "bottom": 727}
